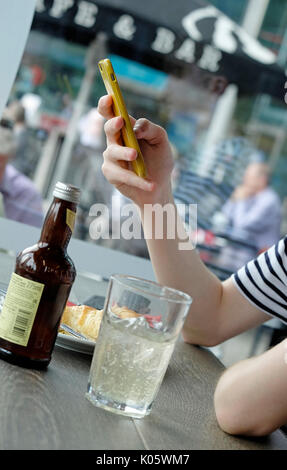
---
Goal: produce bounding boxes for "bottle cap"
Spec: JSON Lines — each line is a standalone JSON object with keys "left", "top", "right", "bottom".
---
{"left": 53, "top": 182, "right": 81, "bottom": 204}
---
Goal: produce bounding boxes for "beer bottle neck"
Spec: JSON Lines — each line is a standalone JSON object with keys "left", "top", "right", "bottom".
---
{"left": 39, "top": 198, "right": 77, "bottom": 250}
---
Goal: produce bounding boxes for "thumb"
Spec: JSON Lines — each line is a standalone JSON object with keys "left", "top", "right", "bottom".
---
{"left": 133, "top": 118, "right": 166, "bottom": 145}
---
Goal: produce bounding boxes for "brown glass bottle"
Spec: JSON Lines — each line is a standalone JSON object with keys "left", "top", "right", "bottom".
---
{"left": 0, "top": 182, "right": 81, "bottom": 369}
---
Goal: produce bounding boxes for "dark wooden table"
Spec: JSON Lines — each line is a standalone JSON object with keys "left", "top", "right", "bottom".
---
{"left": 0, "top": 221, "right": 287, "bottom": 450}
{"left": 0, "top": 335, "right": 287, "bottom": 449}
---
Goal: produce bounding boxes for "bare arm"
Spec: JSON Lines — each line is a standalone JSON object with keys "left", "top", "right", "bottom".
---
{"left": 214, "top": 339, "right": 287, "bottom": 436}
{"left": 98, "top": 96, "right": 269, "bottom": 346}
{"left": 139, "top": 193, "right": 269, "bottom": 346}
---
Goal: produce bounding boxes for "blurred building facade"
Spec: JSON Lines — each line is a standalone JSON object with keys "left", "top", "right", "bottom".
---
{"left": 1, "top": 0, "right": 287, "bottom": 269}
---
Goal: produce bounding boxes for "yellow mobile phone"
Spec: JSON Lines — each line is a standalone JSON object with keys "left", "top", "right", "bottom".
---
{"left": 98, "top": 58, "right": 147, "bottom": 178}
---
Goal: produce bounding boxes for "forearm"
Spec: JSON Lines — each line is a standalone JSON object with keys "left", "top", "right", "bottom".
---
{"left": 138, "top": 187, "right": 223, "bottom": 346}
{"left": 214, "top": 339, "right": 287, "bottom": 436}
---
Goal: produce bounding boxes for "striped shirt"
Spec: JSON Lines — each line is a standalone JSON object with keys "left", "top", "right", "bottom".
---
{"left": 232, "top": 237, "right": 287, "bottom": 323}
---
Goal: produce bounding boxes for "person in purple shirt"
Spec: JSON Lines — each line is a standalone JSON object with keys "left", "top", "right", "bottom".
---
{"left": 0, "top": 122, "right": 43, "bottom": 228}
{"left": 222, "top": 162, "right": 282, "bottom": 252}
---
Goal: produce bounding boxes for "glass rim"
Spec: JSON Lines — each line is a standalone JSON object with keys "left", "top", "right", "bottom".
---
{"left": 110, "top": 274, "right": 193, "bottom": 305}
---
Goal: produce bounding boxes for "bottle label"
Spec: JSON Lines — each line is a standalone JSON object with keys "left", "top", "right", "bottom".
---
{"left": 66, "top": 208, "right": 76, "bottom": 232}
{"left": 0, "top": 273, "right": 44, "bottom": 347}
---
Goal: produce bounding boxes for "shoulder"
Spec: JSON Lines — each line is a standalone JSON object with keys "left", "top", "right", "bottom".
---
{"left": 261, "top": 188, "right": 281, "bottom": 207}
{"left": 232, "top": 237, "right": 287, "bottom": 323}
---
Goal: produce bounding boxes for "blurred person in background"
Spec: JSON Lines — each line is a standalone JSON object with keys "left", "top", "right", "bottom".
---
{"left": 78, "top": 107, "right": 105, "bottom": 151}
{"left": 222, "top": 162, "right": 282, "bottom": 252}
{"left": 72, "top": 107, "right": 108, "bottom": 205}
{"left": 3, "top": 101, "right": 40, "bottom": 178}
{"left": 0, "top": 121, "right": 43, "bottom": 227}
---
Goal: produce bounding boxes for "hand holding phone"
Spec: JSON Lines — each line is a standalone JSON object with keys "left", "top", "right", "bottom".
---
{"left": 98, "top": 58, "right": 147, "bottom": 178}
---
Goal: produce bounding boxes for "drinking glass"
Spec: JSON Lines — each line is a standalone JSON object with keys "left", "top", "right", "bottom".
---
{"left": 86, "top": 274, "right": 192, "bottom": 418}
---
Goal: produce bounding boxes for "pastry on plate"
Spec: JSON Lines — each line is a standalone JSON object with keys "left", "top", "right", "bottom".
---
{"left": 60, "top": 303, "right": 141, "bottom": 341}
{"left": 60, "top": 304, "right": 103, "bottom": 341}
{"left": 110, "top": 304, "right": 141, "bottom": 319}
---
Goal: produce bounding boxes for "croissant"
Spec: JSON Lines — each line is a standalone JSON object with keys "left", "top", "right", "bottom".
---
{"left": 110, "top": 304, "right": 141, "bottom": 319}
{"left": 60, "top": 303, "right": 141, "bottom": 341}
{"left": 61, "top": 305, "right": 103, "bottom": 340}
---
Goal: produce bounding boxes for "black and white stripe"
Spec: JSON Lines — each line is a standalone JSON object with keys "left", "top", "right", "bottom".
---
{"left": 232, "top": 237, "right": 287, "bottom": 323}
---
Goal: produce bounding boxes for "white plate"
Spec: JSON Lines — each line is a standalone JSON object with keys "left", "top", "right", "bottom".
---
{"left": 56, "top": 332, "right": 95, "bottom": 355}
{"left": 56, "top": 271, "right": 108, "bottom": 355}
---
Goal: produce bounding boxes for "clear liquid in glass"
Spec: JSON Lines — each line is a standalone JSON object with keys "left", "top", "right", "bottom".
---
{"left": 86, "top": 310, "right": 175, "bottom": 418}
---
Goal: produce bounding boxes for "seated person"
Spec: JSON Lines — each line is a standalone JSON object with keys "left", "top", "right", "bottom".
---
{"left": 222, "top": 162, "right": 282, "bottom": 252}
{"left": 0, "top": 121, "right": 43, "bottom": 227}
{"left": 98, "top": 94, "right": 287, "bottom": 437}
{"left": 4, "top": 100, "right": 38, "bottom": 177}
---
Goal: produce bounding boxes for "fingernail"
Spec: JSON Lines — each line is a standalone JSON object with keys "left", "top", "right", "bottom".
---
{"left": 145, "top": 181, "right": 154, "bottom": 190}
{"left": 129, "top": 149, "right": 137, "bottom": 160}
{"left": 134, "top": 127, "right": 142, "bottom": 139}
{"left": 116, "top": 116, "right": 123, "bottom": 126}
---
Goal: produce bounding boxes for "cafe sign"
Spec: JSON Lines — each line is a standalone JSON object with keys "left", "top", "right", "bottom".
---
{"left": 33, "top": 0, "right": 285, "bottom": 98}
{"left": 35, "top": 0, "right": 276, "bottom": 69}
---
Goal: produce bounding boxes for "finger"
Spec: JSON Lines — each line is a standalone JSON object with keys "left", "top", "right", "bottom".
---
{"left": 98, "top": 95, "right": 114, "bottom": 119}
{"left": 98, "top": 95, "right": 136, "bottom": 131}
{"left": 103, "top": 144, "right": 137, "bottom": 163}
{"left": 104, "top": 116, "right": 124, "bottom": 144}
{"left": 104, "top": 115, "right": 138, "bottom": 145}
{"left": 102, "top": 163, "right": 155, "bottom": 192}
{"left": 133, "top": 118, "right": 166, "bottom": 144}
